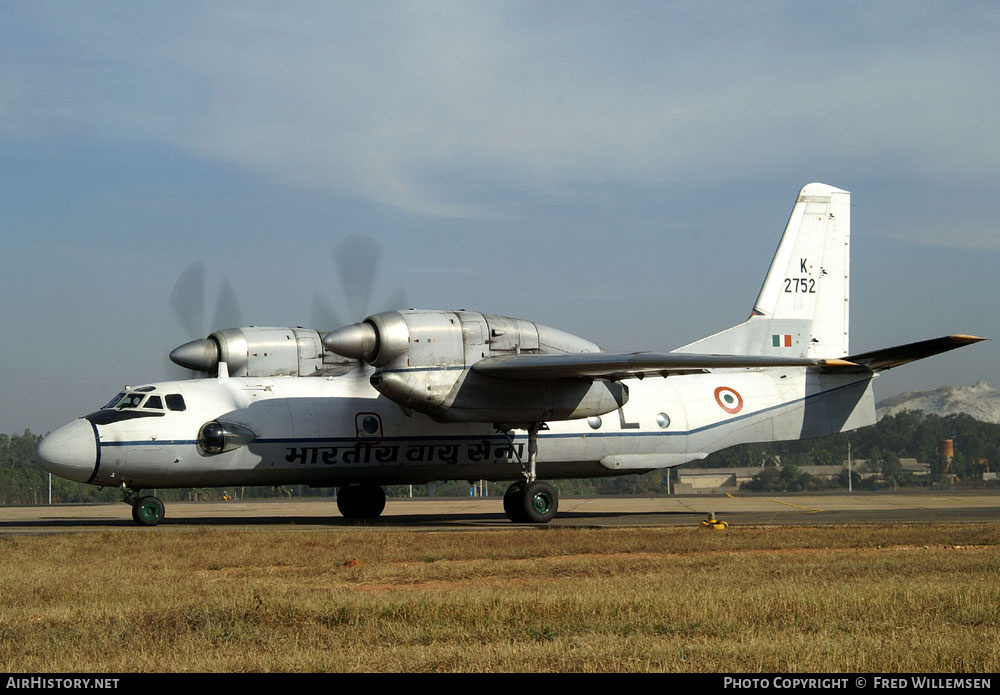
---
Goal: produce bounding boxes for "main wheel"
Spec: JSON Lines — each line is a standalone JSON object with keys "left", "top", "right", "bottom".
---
{"left": 132, "top": 496, "right": 165, "bottom": 526}
{"left": 503, "top": 481, "right": 527, "bottom": 522}
{"left": 337, "top": 485, "right": 386, "bottom": 519}
{"left": 519, "top": 481, "right": 558, "bottom": 524}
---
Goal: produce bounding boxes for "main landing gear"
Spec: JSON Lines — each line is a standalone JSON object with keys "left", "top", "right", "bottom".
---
{"left": 337, "top": 484, "right": 386, "bottom": 520}
{"left": 502, "top": 423, "right": 559, "bottom": 524}
{"left": 123, "top": 486, "right": 165, "bottom": 527}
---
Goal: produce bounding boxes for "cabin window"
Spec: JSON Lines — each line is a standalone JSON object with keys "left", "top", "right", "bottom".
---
{"left": 165, "top": 394, "right": 186, "bottom": 411}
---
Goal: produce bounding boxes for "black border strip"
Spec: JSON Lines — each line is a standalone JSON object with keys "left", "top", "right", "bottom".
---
{"left": 85, "top": 419, "right": 102, "bottom": 485}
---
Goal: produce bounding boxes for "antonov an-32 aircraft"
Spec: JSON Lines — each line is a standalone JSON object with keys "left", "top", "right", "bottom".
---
{"left": 36, "top": 183, "right": 984, "bottom": 526}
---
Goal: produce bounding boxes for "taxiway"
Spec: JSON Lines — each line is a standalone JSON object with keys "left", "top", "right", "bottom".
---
{"left": 1, "top": 490, "right": 997, "bottom": 534}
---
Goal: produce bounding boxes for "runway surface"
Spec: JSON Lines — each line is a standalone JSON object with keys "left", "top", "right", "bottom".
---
{"left": 1, "top": 490, "right": 998, "bottom": 534}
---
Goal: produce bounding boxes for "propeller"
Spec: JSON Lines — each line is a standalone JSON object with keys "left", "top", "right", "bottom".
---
{"left": 167, "top": 262, "right": 245, "bottom": 376}
{"left": 311, "top": 235, "right": 410, "bottom": 370}
{"left": 310, "top": 235, "right": 409, "bottom": 331}
{"left": 334, "top": 234, "right": 382, "bottom": 325}
{"left": 169, "top": 261, "right": 245, "bottom": 334}
{"left": 166, "top": 237, "right": 408, "bottom": 376}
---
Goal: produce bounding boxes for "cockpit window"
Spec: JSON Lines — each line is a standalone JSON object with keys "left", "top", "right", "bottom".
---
{"left": 115, "top": 393, "right": 146, "bottom": 410}
{"left": 103, "top": 393, "right": 145, "bottom": 410}
{"left": 101, "top": 391, "right": 181, "bottom": 412}
{"left": 102, "top": 392, "right": 126, "bottom": 410}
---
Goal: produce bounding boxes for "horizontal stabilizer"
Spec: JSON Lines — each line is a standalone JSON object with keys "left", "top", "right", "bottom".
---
{"left": 472, "top": 352, "right": 857, "bottom": 381}
{"left": 827, "top": 335, "right": 986, "bottom": 373}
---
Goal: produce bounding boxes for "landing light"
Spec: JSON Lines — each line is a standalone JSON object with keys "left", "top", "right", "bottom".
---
{"left": 197, "top": 421, "right": 256, "bottom": 456}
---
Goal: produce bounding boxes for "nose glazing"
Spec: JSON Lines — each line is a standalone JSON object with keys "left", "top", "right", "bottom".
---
{"left": 35, "top": 419, "right": 97, "bottom": 483}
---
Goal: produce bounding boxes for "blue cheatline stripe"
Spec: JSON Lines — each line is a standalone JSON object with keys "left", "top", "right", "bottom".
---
{"left": 101, "top": 440, "right": 198, "bottom": 447}
{"left": 95, "top": 378, "right": 868, "bottom": 449}
{"left": 85, "top": 419, "right": 102, "bottom": 484}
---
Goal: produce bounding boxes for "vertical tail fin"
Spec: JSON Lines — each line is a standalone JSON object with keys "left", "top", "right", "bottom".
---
{"left": 675, "top": 182, "right": 851, "bottom": 358}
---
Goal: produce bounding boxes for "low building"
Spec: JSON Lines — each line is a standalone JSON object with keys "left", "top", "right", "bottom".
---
{"left": 673, "top": 458, "right": 931, "bottom": 492}
{"left": 899, "top": 458, "right": 931, "bottom": 476}
{"left": 675, "top": 467, "right": 761, "bottom": 491}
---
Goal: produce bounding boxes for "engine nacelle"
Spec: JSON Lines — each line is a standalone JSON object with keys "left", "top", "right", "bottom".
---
{"left": 170, "top": 327, "right": 352, "bottom": 377}
{"left": 325, "top": 310, "right": 629, "bottom": 424}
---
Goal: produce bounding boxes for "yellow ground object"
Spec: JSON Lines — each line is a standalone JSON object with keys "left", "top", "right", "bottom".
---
{"left": 701, "top": 512, "right": 729, "bottom": 530}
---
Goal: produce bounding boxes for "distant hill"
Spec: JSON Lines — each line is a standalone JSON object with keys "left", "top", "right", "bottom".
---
{"left": 876, "top": 381, "right": 1000, "bottom": 424}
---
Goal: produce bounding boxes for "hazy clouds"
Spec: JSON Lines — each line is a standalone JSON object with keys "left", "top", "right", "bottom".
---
{"left": 3, "top": 2, "right": 998, "bottom": 238}
{"left": 1, "top": 2, "right": 997, "bottom": 432}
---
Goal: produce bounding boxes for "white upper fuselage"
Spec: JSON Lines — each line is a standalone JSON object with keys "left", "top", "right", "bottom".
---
{"left": 36, "top": 365, "right": 875, "bottom": 490}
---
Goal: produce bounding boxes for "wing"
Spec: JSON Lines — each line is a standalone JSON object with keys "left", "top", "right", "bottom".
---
{"left": 471, "top": 351, "right": 858, "bottom": 381}
{"left": 472, "top": 335, "right": 985, "bottom": 381}
{"left": 826, "top": 334, "right": 987, "bottom": 373}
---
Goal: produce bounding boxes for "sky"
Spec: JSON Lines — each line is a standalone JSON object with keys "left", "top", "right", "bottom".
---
{"left": 1, "top": 1, "right": 998, "bottom": 435}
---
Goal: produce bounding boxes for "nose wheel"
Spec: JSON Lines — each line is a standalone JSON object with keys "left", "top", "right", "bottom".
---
{"left": 123, "top": 487, "right": 166, "bottom": 526}
{"left": 132, "top": 496, "right": 165, "bottom": 526}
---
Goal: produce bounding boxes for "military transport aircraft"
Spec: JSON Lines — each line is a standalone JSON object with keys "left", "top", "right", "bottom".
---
{"left": 35, "top": 183, "right": 984, "bottom": 526}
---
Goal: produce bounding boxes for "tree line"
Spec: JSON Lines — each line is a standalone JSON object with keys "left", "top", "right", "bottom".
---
{"left": 3, "top": 411, "right": 998, "bottom": 504}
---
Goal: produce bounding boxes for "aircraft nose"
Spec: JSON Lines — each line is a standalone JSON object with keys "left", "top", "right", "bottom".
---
{"left": 36, "top": 419, "right": 98, "bottom": 483}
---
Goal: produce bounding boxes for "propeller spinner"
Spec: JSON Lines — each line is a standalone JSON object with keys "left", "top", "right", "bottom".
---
{"left": 322, "top": 322, "right": 378, "bottom": 362}
{"left": 169, "top": 338, "right": 220, "bottom": 372}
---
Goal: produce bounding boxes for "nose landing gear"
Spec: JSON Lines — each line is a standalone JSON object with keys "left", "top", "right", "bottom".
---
{"left": 123, "top": 486, "right": 166, "bottom": 526}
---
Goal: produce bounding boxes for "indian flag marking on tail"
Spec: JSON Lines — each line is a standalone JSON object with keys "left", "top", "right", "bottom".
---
{"left": 772, "top": 334, "right": 793, "bottom": 348}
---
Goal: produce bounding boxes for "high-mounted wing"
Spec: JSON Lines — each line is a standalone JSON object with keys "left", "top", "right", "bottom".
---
{"left": 471, "top": 352, "right": 858, "bottom": 381}
{"left": 473, "top": 335, "right": 985, "bottom": 381}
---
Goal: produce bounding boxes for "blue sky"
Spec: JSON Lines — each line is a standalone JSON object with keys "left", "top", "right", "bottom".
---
{"left": 1, "top": 1, "right": 997, "bottom": 434}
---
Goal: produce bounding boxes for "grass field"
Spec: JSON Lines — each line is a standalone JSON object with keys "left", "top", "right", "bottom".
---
{"left": 2, "top": 522, "right": 999, "bottom": 673}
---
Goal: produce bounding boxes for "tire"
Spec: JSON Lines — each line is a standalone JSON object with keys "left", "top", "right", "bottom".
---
{"left": 518, "top": 481, "right": 558, "bottom": 524}
{"left": 132, "top": 496, "right": 165, "bottom": 526}
{"left": 503, "top": 481, "right": 527, "bottom": 522}
{"left": 337, "top": 485, "right": 386, "bottom": 519}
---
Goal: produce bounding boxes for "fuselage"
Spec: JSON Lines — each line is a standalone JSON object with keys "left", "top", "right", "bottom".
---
{"left": 36, "top": 366, "right": 876, "bottom": 491}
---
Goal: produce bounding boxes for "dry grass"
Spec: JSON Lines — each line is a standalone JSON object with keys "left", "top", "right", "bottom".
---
{"left": 1, "top": 523, "right": 999, "bottom": 672}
